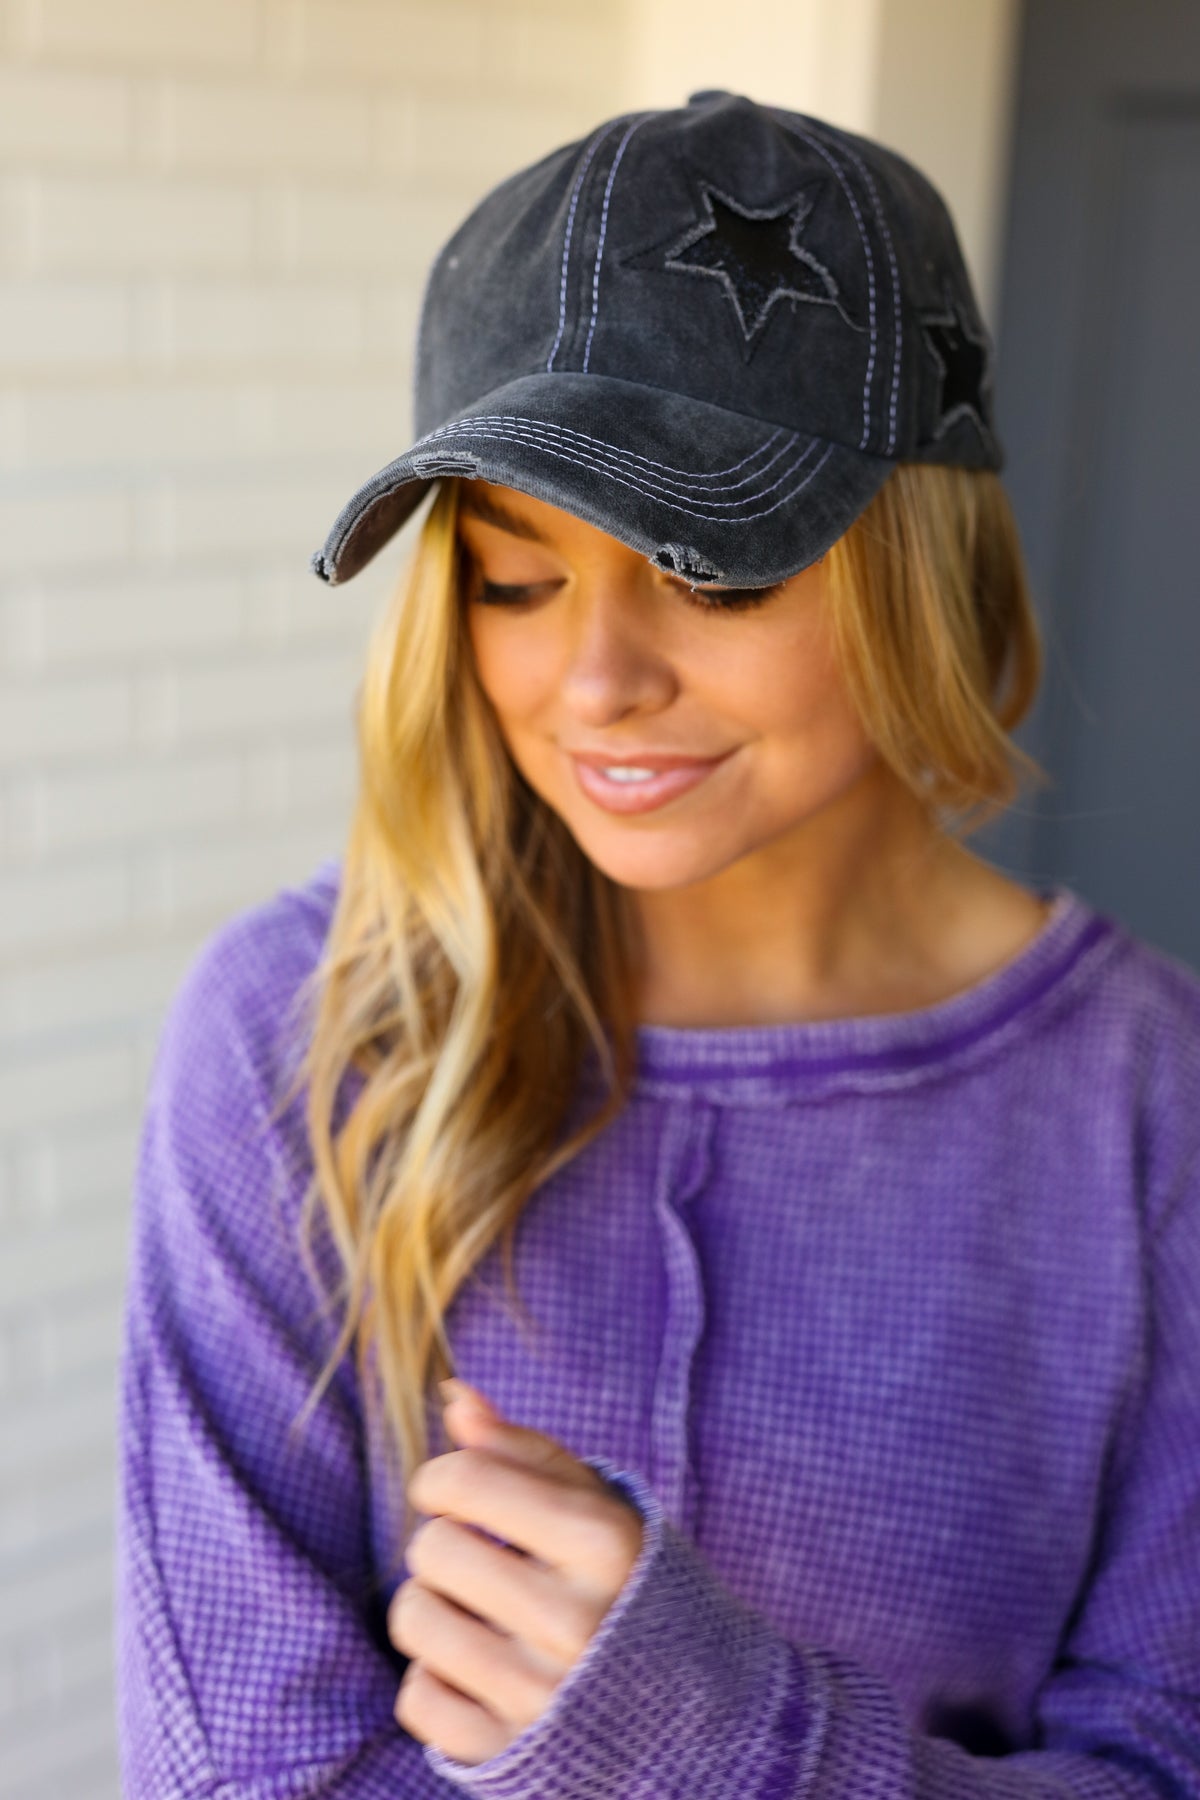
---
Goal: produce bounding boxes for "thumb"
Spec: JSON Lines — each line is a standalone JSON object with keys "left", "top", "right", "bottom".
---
{"left": 439, "top": 1379, "right": 600, "bottom": 1490}
{"left": 439, "top": 1378, "right": 502, "bottom": 1435}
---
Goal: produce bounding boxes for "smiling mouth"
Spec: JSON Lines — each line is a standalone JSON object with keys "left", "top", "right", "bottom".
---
{"left": 568, "top": 748, "right": 732, "bottom": 814}
{"left": 567, "top": 750, "right": 730, "bottom": 772}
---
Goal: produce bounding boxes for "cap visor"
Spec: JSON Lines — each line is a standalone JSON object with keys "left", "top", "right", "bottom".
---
{"left": 310, "top": 371, "right": 893, "bottom": 588}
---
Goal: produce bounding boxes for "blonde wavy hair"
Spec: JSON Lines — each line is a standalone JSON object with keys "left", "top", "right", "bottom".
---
{"left": 269, "top": 463, "right": 1047, "bottom": 1566}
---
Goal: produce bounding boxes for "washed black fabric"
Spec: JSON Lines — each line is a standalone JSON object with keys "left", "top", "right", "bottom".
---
{"left": 311, "top": 90, "right": 1002, "bottom": 590}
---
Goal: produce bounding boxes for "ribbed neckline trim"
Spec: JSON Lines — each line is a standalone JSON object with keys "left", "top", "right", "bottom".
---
{"left": 309, "top": 859, "right": 1121, "bottom": 1094}
{"left": 625, "top": 884, "right": 1117, "bottom": 1088}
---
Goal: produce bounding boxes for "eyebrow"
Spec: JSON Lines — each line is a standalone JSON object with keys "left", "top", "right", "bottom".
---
{"left": 455, "top": 487, "right": 552, "bottom": 543}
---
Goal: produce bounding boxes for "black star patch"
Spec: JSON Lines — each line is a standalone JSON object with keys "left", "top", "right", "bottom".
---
{"left": 919, "top": 291, "right": 994, "bottom": 442}
{"left": 627, "top": 179, "right": 863, "bottom": 353}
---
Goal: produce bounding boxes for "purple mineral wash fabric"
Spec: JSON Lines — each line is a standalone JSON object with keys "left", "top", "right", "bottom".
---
{"left": 114, "top": 853, "right": 1200, "bottom": 1798}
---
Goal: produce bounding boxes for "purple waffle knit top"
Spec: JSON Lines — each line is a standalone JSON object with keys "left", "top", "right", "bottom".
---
{"left": 114, "top": 853, "right": 1200, "bottom": 1798}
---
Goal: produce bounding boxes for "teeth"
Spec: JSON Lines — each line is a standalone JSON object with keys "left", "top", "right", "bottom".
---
{"left": 599, "top": 766, "right": 659, "bottom": 782}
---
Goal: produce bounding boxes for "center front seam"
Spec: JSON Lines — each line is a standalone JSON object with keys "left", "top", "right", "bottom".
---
{"left": 648, "top": 1098, "right": 717, "bottom": 1538}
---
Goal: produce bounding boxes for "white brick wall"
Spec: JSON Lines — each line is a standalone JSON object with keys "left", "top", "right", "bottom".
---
{"left": 0, "top": 4, "right": 629, "bottom": 1794}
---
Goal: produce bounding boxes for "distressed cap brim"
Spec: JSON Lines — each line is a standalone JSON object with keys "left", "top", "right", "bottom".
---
{"left": 309, "top": 370, "right": 894, "bottom": 589}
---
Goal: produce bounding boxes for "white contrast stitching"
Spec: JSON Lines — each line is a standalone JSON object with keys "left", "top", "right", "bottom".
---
{"left": 414, "top": 421, "right": 833, "bottom": 520}
{"left": 426, "top": 423, "right": 833, "bottom": 520}
{"left": 582, "top": 115, "right": 656, "bottom": 373}
{"left": 804, "top": 122, "right": 903, "bottom": 455}
{"left": 421, "top": 414, "right": 797, "bottom": 492}
{"left": 546, "top": 122, "right": 619, "bottom": 374}
{"left": 428, "top": 417, "right": 810, "bottom": 502}
{"left": 768, "top": 113, "right": 878, "bottom": 451}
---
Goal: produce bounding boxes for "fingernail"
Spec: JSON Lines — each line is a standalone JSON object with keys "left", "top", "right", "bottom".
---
{"left": 439, "top": 1377, "right": 492, "bottom": 1415}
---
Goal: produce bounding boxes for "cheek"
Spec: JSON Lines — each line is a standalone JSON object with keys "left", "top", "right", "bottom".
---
{"left": 468, "top": 615, "right": 557, "bottom": 719}
{"left": 722, "top": 616, "right": 845, "bottom": 727}
{"left": 748, "top": 625, "right": 874, "bottom": 765}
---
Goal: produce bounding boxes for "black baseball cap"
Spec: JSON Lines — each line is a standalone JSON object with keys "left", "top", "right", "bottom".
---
{"left": 310, "top": 89, "right": 1002, "bottom": 591}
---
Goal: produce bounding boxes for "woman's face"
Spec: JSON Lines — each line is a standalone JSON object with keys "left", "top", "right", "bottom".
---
{"left": 457, "top": 479, "right": 884, "bottom": 894}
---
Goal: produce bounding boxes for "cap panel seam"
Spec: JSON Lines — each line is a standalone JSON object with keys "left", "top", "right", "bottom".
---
{"left": 800, "top": 119, "right": 904, "bottom": 455}
{"left": 546, "top": 119, "right": 620, "bottom": 375}
{"left": 770, "top": 114, "right": 881, "bottom": 452}
{"left": 582, "top": 114, "right": 658, "bottom": 373}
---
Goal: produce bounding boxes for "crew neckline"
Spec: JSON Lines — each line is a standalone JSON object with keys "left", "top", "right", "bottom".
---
{"left": 308, "top": 859, "right": 1122, "bottom": 1096}
{"left": 624, "top": 884, "right": 1118, "bottom": 1089}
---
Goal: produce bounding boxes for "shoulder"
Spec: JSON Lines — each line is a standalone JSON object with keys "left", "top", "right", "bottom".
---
{"left": 141, "top": 855, "right": 344, "bottom": 1246}
{"left": 133, "top": 856, "right": 347, "bottom": 1360}
{"left": 162, "top": 851, "right": 341, "bottom": 1043}
{"left": 1096, "top": 912, "right": 1200, "bottom": 1077}
{"left": 1084, "top": 908, "right": 1200, "bottom": 1229}
{"left": 152, "top": 853, "right": 341, "bottom": 1110}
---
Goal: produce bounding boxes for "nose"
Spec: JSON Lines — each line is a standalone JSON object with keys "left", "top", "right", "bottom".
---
{"left": 556, "top": 579, "right": 677, "bottom": 724}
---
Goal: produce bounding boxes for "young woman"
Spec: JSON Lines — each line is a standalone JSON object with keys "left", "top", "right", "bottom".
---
{"left": 115, "top": 93, "right": 1200, "bottom": 1797}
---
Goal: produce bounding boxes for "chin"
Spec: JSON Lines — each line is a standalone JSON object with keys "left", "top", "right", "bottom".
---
{"left": 571, "top": 820, "right": 738, "bottom": 892}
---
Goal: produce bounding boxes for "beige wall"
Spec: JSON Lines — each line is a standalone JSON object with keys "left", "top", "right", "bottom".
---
{"left": 623, "top": 0, "right": 1022, "bottom": 330}
{"left": 0, "top": 8, "right": 630, "bottom": 1796}
{"left": 623, "top": 0, "right": 886, "bottom": 138}
{"left": 1, "top": 6, "right": 1022, "bottom": 1796}
{"left": 871, "top": 0, "right": 1023, "bottom": 331}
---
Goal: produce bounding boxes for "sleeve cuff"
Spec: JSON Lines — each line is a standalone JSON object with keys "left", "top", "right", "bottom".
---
{"left": 422, "top": 1455, "right": 808, "bottom": 1797}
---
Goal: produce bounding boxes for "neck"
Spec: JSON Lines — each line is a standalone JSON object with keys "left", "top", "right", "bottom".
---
{"left": 620, "top": 770, "right": 1037, "bottom": 1029}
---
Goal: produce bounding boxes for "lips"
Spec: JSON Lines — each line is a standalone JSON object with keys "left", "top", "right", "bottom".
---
{"left": 568, "top": 749, "right": 726, "bottom": 772}
{"left": 568, "top": 748, "right": 730, "bottom": 814}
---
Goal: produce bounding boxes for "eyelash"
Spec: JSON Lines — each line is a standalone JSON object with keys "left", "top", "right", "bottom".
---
{"left": 473, "top": 577, "right": 783, "bottom": 614}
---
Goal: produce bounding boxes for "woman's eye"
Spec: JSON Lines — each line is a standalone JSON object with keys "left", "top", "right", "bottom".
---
{"left": 679, "top": 581, "right": 785, "bottom": 613}
{"left": 471, "top": 575, "right": 784, "bottom": 612}
{"left": 474, "top": 579, "right": 555, "bottom": 606}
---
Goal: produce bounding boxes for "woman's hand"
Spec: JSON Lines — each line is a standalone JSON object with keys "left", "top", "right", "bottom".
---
{"left": 387, "top": 1381, "right": 646, "bottom": 1767}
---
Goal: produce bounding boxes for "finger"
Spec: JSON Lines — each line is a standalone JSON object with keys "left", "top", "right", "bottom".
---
{"left": 391, "top": 1579, "right": 563, "bottom": 1732}
{"left": 403, "top": 1514, "right": 602, "bottom": 1668}
{"left": 409, "top": 1447, "right": 616, "bottom": 1570}
{"left": 395, "top": 1661, "right": 513, "bottom": 1767}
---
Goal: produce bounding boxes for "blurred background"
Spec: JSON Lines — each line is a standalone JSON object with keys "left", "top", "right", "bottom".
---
{"left": 1, "top": 0, "right": 1196, "bottom": 1793}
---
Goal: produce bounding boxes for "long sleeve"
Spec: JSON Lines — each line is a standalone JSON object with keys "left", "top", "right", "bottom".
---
{"left": 423, "top": 1152, "right": 1200, "bottom": 1798}
{"left": 114, "top": 919, "right": 448, "bottom": 1798}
